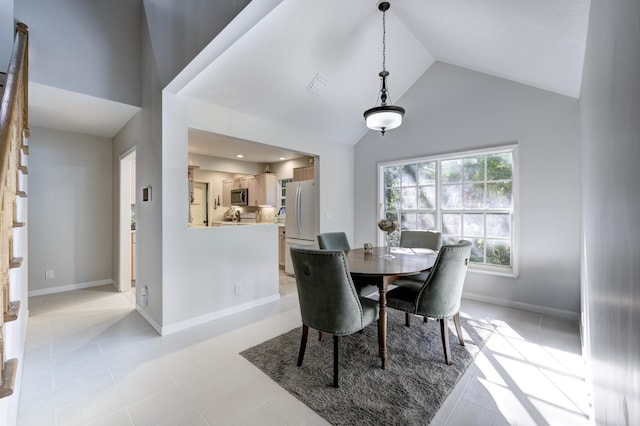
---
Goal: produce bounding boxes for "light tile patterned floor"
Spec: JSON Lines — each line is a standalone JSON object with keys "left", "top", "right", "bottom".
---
{"left": 17, "top": 273, "right": 591, "bottom": 425}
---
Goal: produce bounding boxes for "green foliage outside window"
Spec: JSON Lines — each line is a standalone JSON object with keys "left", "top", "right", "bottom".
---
{"left": 381, "top": 150, "right": 514, "bottom": 269}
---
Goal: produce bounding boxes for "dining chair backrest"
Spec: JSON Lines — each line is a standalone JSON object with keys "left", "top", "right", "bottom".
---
{"left": 290, "top": 247, "right": 368, "bottom": 335}
{"left": 317, "top": 232, "right": 351, "bottom": 251}
{"left": 399, "top": 230, "right": 442, "bottom": 251}
{"left": 415, "top": 240, "right": 472, "bottom": 318}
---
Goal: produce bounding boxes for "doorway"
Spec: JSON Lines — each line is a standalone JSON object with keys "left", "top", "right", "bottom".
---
{"left": 190, "top": 181, "right": 209, "bottom": 227}
{"left": 119, "top": 149, "right": 136, "bottom": 295}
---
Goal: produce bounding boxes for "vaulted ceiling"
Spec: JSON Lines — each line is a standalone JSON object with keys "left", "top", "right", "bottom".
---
{"left": 27, "top": 0, "right": 591, "bottom": 148}
{"left": 180, "top": 0, "right": 591, "bottom": 146}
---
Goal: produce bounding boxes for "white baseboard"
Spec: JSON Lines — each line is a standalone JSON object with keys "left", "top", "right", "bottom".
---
{"left": 462, "top": 291, "right": 579, "bottom": 321}
{"left": 135, "top": 305, "right": 162, "bottom": 336}
{"left": 28, "top": 279, "right": 114, "bottom": 297}
{"left": 159, "top": 293, "right": 281, "bottom": 336}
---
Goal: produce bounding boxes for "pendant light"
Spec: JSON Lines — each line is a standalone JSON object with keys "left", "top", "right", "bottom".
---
{"left": 364, "top": 1, "right": 405, "bottom": 136}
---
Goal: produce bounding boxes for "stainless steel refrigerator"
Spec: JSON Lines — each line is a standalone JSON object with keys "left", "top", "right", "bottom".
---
{"left": 285, "top": 180, "right": 318, "bottom": 275}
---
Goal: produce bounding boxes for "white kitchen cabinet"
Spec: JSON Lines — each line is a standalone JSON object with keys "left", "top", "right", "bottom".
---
{"left": 222, "top": 174, "right": 277, "bottom": 207}
{"left": 239, "top": 177, "right": 253, "bottom": 189}
{"left": 222, "top": 179, "right": 233, "bottom": 206}
{"left": 253, "top": 173, "right": 277, "bottom": 206}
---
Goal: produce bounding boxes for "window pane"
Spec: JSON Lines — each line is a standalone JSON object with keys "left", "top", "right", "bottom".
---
{"left": 441, "top": 159, "right": 462, "bottom": 183}
{"left": 464, "top": 156, "right": 485, "bottom": 181}
{"left": 463, "top": 214, "right": 484, "bottom": 237}
{"left": 441, "top": 184, "right": 462, "bottom": 208}
{"left": 487, "top": 182, "right": 512, "bottom": 208}
{"left": 443, "top": 213, "right": 461, "bottom": 235}
{"left": 442, "top": 234, "right": 460, "bottom": 245}
{"left": 417, "top": 162, "right": 436, "bottom": 184}
{"left": 486, "top": 214, "right": 510, "bottom": 238}
{"left": 469, "top": 238, "right": 485, "bottom": 263}
{"left": 401, "top": 164, "right": 417, "bottom": 186}
{"left": 463, "top": 183, "right": 484, "bottom": 208}
{"left": 418, "top": 185, "right": 435, "bottom": 209}
{"left": 385, "top": 189, "right": 400, "bottom": 208}
{"left": 384, "top": 166, "right": 400, "bottom": 188}
{"left": 401, "top": 187, "right": 417, "bottom": 209}
{"left": 487, "top": 153, "right": 512, "bottom": 180}
{"left": 417, "top": 213, "right": 435, "bottom": 229}
{"left": 401, "top": 212, "right": 416, "bottom": 230}
{"left": 486, "top": 239, "right": 511, "bottom": 266}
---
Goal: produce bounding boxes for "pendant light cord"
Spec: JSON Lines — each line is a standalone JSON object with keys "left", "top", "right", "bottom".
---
{"left": 382, "top": 8, "right": 386, "bottom": 72}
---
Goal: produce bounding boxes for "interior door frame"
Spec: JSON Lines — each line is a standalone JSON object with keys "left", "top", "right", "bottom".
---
{"left": 118, "top": 147, "right": 136, "bottom": 293}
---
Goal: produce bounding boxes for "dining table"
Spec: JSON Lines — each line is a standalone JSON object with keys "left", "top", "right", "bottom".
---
{"left": 344, "top": 246, "right": 437, "bottom": 370}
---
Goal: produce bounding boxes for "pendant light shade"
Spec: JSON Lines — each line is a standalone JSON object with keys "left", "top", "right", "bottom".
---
{"left": 364, "top": 104, "right": 405, "bottom": 132}
{"left": 364, "top": 1, "right": 405, "bottom": 136}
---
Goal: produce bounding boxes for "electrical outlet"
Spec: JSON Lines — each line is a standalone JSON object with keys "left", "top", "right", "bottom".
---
{"left": 234, "top": 283, "right": 241, "bottom": 295}
{"left": 45, "top": 270, "right": 54, "bottom": 280}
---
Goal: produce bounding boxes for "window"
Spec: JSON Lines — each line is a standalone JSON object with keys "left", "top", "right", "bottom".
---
{"left": 278, "top": 178, "right": 293, "bottom": 209}
{"left": 379, "top": 146, "right": 517, "bottom": 275}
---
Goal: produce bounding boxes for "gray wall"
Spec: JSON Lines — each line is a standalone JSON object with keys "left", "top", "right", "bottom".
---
{"left": 142, "top": 0, "right": 251, "bottom": 88}
{"left": 580, "top": 0, "right": 640, "bottom": 424}
{"left": 355, "top": 62, "right": 581, "bottom": 317}
{"left": 28, "top": 127, "right": 113, "bottom": 293}
{"left": 14, "top": 0, "right": 141, "bottom": 106}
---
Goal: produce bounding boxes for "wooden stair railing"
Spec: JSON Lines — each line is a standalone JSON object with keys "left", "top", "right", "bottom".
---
{"left": 0, "top": 22, "right": 29, "bottom": 399}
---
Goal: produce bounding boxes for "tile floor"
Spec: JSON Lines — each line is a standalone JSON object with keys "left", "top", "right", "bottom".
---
{"left": 17, "top": 273, "right": 591, "bottom": 425}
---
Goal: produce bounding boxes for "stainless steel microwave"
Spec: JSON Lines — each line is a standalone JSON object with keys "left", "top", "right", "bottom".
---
{"left": 230, "top": 188, "right": 249, "bottom": 206}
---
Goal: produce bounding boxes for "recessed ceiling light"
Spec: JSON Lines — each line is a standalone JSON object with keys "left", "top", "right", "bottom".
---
{"left": 236, "top": 154, "right": 244, "bottom": 158}
{"left": 279, "top": 157, "right": 285, "bottom": 160}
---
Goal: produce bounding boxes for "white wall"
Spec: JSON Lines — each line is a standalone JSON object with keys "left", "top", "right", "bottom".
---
{"left": 355, "top": 62, "right": 581, "bottom": 317}
{"left": 191, "top": 169, "right": 233, "bottom": 223}
{"left": 27, "top": 127, "right": 113, "bottom": 294}
{"left": 14, "top": 0, "right": 141, "bottom": 106}
{"left": 161, "top": 92, "right": 354, "bottom": 330}
{"left": 580, "top": 1, "right": 640, "bottom": 424}
{"left": 0, "top": 0, "right": 12, "bottom": 71}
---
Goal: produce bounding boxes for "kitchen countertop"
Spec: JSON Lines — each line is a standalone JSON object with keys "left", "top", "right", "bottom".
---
{"left": 210, "top": 221, "right": 279, "bottom": 227}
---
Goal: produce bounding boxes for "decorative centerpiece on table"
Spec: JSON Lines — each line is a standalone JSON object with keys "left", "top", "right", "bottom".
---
{"left": 378, "top": 204, "right": 399, "bottom": 258}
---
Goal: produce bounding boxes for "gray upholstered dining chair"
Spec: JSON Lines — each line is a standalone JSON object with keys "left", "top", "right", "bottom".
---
{"left": 395, "top": 230, "right": 443, "bottom": 285}
{"left": 317, "top": 232, "right": 378, "bottom": 297}
{"left": 290, "top": 247, "right": 379, "bottom": 388}
{"left": 399, "top": 230, "right": 442, "bottom": 251}
{"left": 386, "top": 240, "right": 472, "bottom": 365}
{"left": 317, "top": 232, "right": 351, "bottom": 251}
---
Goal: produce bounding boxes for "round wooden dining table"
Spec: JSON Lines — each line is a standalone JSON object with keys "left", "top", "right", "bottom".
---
{"left": 344, "top": 246, "right": 437, "bottom": 369}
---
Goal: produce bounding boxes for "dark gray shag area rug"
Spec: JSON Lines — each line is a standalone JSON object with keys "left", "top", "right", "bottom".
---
{"left": 241, "top": 310, "right": 494, "bottom": 425}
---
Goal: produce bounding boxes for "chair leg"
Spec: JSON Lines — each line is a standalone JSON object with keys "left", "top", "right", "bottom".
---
{"left": 333, "top": 335, "right": 340, "bottom": 388}
{"left": 439, "top": 318, "right": 452, "bottom": 365}
{"left": 297, "top": 324, "right": 309, "bottom": 367}
{"left": 318, "top": 331, "right": 323, "bottom": 341}
{"left": 453, "top": 312, "right": 465, "bottom": 346}
{"left": 423, "top": 316, "right": 428, "bottom": 323}
{"left": 405, "top": 312, "right": 411, "bottom": 327}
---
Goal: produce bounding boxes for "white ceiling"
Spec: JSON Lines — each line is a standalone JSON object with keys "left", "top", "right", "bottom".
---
{"left": 180, "top": 0, "right": 591, "bottom": 146}
{"left": 27, "top": 0, "right": 591, "bottom": 153}
{"left": 188, "top": 128, "right": 311, "bottom": 164}
{"left": 29, "top": 82, "right": 140, "bottom": 138}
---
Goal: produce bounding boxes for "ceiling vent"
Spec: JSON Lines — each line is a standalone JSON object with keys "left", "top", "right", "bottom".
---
{"left": 306, "top": 73, "right": 328, "bottom": 96}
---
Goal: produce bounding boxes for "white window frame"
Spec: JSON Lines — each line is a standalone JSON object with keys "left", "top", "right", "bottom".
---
{"left": 378, "top": 144, "right": 519, "bottom": 277}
